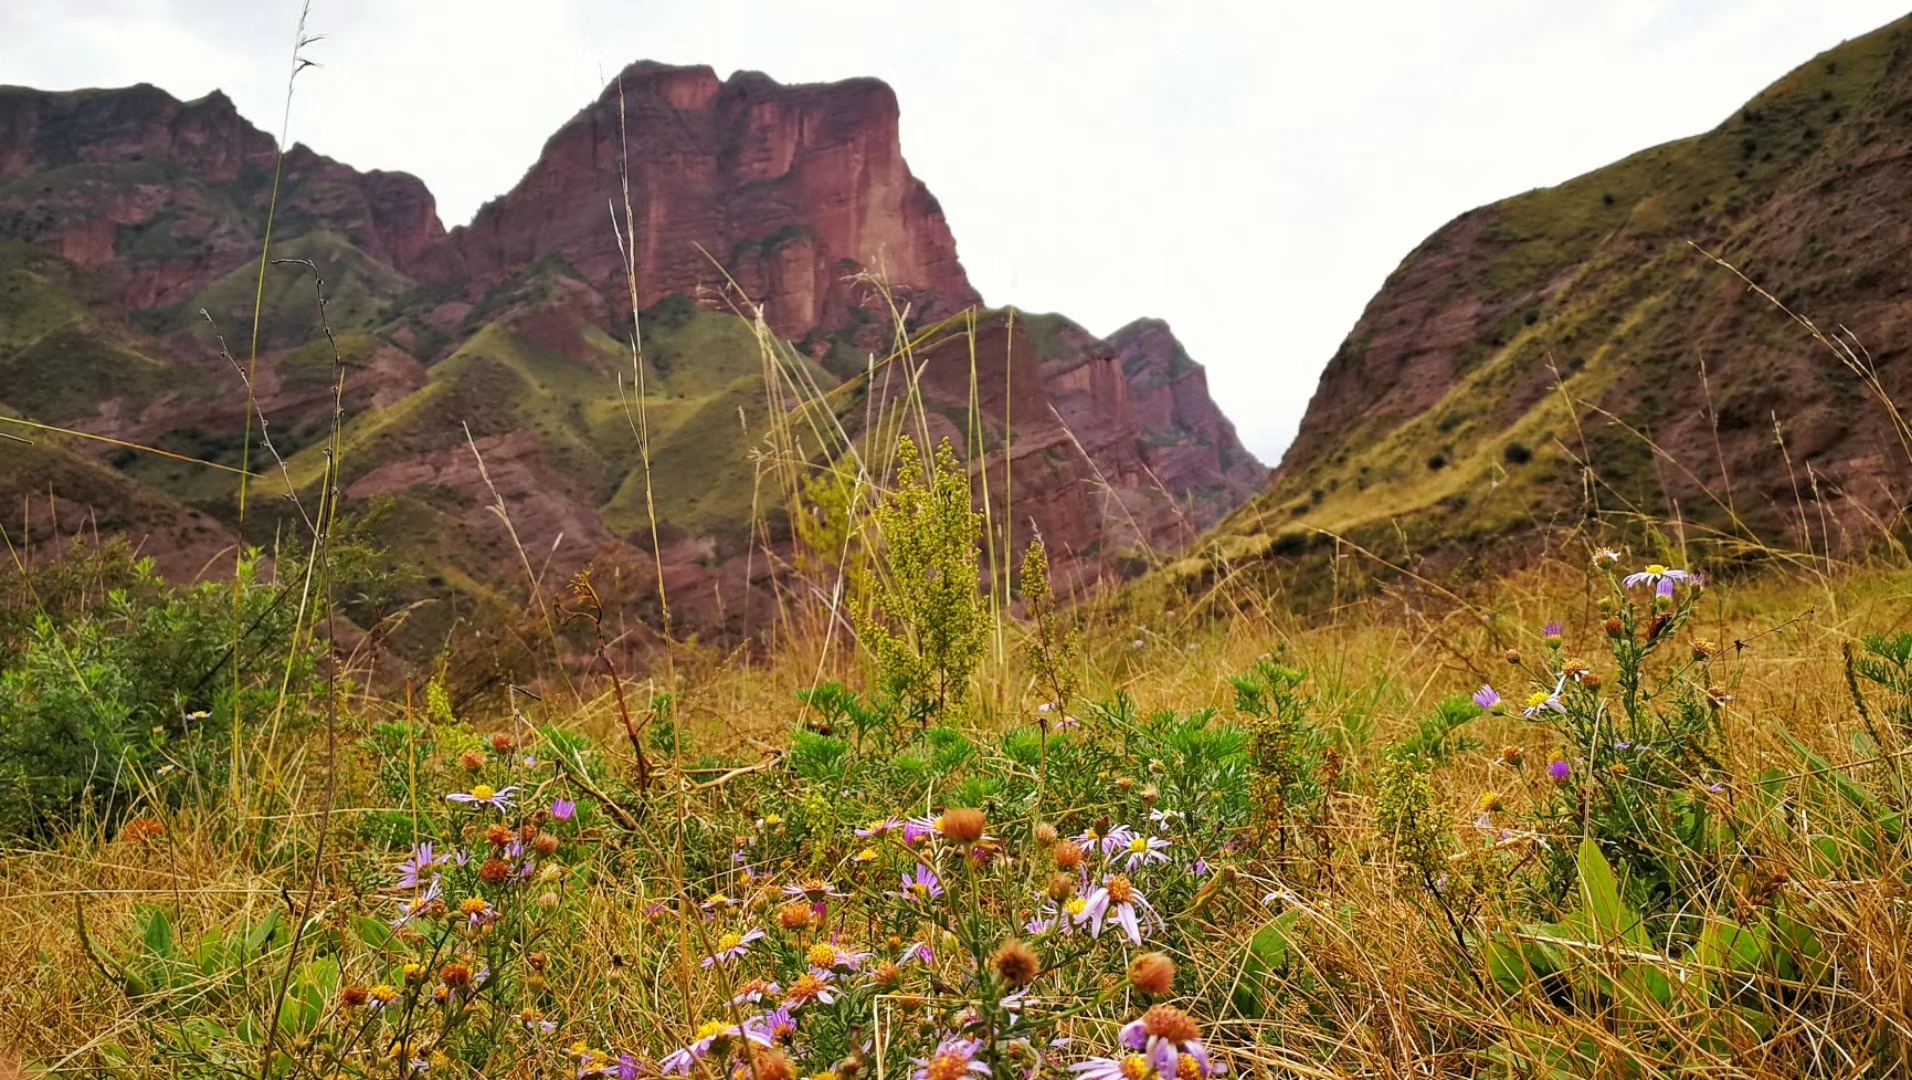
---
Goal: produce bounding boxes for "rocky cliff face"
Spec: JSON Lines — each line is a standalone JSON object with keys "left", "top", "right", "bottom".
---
{"left": 1196, "top": 14, "right": 1912, "bottom": 583}
{"left": 424, "top": 62, "right": 976, "bottom": 338}
{"left": 0, "top": 63, "right": 1261, "bottom": 642}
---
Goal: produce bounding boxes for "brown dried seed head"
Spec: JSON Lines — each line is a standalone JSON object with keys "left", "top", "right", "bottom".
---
{"left": 990, "top": 939, "right": 1040, "bottom": 988}
{"left": 1128, "top": 952, "right": 1177, "bottom": 996}
{"left": 941, "top": 808, "right": 988, "bottom": 844}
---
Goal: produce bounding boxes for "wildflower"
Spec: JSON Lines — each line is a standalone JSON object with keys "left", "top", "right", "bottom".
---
{"left": 183, "top": 709, "right": 211, "bottom": 722}
{"left": 1542, "top": 621, "right": 1564, "bottom": 646}
{"left": 1132, "top": 1005, "right": 1222, "bottom": 1077}
{"left": 534, "top": 832, "right": 560, "bottom": 857}
{"left": 391, "top": 877, "right": 444, "bottom": 929}
{"left": 1655, "top": 577, "right": 1676, "bottom": 609}
{"left": 1498, "top": 745, "right": 1524, "bottom": 767}
{"left": 758, "top": 814, "right": 784, "bottom": 829}
{"left": 701, "top": 928, "right": 765, "bottom": 967}
{"left": 1052, "top": 841, "right": 1086, "bottom": 871}
{"left": 1127, "top": 952, "right": 1176, "bottom": 996}
{"left": 856, "top": 818, "right": 904, "bottom": 839}
{"left": 518, "top": 1008, "right": 557, "bottom": 1034}
{"left": 1033, "top": 821, "right": 1060, "bottom": 846}
{"left": 991, "top": 938, "right": 1040, "bottom": 988}
{"left": 854, "top": 847, "right": 879, "bottom": 863}
{"left": 1476, "top": 791, "right": 1504, "bottom": 815}
{"left": 700, "top": 892, "right": 736, "bottom": 911}
{"left": 782, "top": 970, "right": 839, "bottom": 1008}
{"left": 1623, "top": 564, "right": 1692, "bottom": 590}
{"left": 777, "top": 901, "right": 815, "bottom": 931}
{"left": 368, "top": 983, "right": 400, "bottom": 1008}
{"left": 551, "top": 798, "right": 577, "bottom": 822}
{"left": 1122, "top": 833, "right": 1172, "bottom": 871}
{"left": 781, "top": 879, "right": 847, "bottom": 903}
{"left": 459, "top": 896, "right": 496, "bottom": 930}
{"left": 1076, "top": 820, "right": 1134, "bottom": 859}
{"left": 1522, "top": 678, "right": 1567, "bottom": 718}
{"left": 1192, "top": 858, "right": 1211, "bottom": 878}
{"left": 1604, "top": 616, "right": 1625, "bottom": 637}
{"left": 807, "top": 941, "right": 871, "bottom": 973}
{"left": 1054, "top": 714, "right": 1081, "bottom": 732}
{"left": 912, "top": 1037, "right": 990, "bottom": 1080}
{"left": 458, "top": 749, "right": 487, "bottom": 771}
{"left": 743, "top": 1048, "right": 798, "bottom": 1080}
{"left": 731, "top": 978, "right": 781, "bottom": 1006}
{"left": 899, "top": 864, "right": 944, "bottom": 905}
{"left": 941, "top": 808, "right": 989, "bottom": 844}
{"left": 1707, "top": 686, "right": 1734, "bottom": 707}
{"left": 478, "top": 856, "right": 513, "bottom": 885}
{"left": 1472, "top": 685, "right": 1501, "bottom": 712}
{"left": 1147, "top": 807, "right": 1184, "bottom": 832}
{"left": 1077, "top": 874, "right": 1160, "bottom": 945}
{"left": 1548, "top": 758, "right": 1571, "bottom": 783}
{"left": 1593, "top": 548, "right": 1622, "bottom": 568}
{"left": 660, "top": 1018, "right": 771, "bottom": 1076}
{"left": 1561, "top": 657, "right": 1592, "bottom": 683}
{"left": 760, "top": 1005, "right": 799, "bottom": 1042}
{"left": 447, "top": 784, "right": 518, "bottom": 812}
{"left": 440, "top": 962, "right": 474, "bottom": 989}
{"left": 1609, "top": 762, "right": 1629, "bottom": 776}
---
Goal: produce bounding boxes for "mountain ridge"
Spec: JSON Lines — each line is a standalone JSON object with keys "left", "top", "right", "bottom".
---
{"left": 0, "top": 62, "right": 1264, "bottom": 651}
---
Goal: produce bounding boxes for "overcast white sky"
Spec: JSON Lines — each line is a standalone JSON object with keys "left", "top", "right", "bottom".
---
{"left": 4, "top": 1, "right": 1907, "bottom": 465}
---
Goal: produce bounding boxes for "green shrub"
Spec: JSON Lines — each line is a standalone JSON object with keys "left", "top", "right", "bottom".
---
{"left": 0, "top": 550, "right": 317, "bottom": 836}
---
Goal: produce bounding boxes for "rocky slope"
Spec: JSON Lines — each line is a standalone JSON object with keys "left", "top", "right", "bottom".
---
{"left": 0, "top": 63, "right": 1262, "bottom": 645}
{"left": 1193, "top": 14, "right": 1912, "bottom": 588}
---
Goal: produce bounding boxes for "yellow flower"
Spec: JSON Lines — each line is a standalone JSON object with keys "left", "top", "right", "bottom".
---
{"left": 1476, "top": 791, "right": 1504, "bottom": 814}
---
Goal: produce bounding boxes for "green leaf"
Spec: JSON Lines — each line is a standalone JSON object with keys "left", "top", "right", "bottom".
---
{"left": 139, "top": 907, "right": 175, "bottom": 960}
{"left": 355, "top": 915, "right": 402, "bottom": 956}
{"left": 1575, "top": 838, "right": 1644, "bottom": 949}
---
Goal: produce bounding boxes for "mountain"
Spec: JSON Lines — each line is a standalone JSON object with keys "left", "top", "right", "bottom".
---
{"left": 1189, "top": 14, "right": 1912, "bottom": 594}
{"left": 0, "top": 64, "right": 1263, "bottom": 648}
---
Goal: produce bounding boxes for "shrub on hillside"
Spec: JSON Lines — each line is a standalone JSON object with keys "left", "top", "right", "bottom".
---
{"left": 0, "top": 549, "right": 317, "bottom": 836}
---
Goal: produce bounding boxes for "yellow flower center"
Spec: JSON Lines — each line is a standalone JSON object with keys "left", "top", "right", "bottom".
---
{"left": 1526, "top": 691, "right": 1550, "bottom": 708}
{"left": 1129, "top": 836, "right": 1150, "bottom": 855}
{"left": 717, "top": 932, "right": 744, "bottom": 952}
{"left": 1064, "top": 897, "right": 1087, "bottom": 917}
{"left": 370, "top": 984, "right": 399, "bottom": 1003}
{"left": 1476, "top": 791, "right": 1504, "bottom": 814}
{"left": 787, "top": 974, "right": 824, "bottom": 1001}
{"left": 762, "top": 814, "right": 782, "bottom": 826}
{"left": 807, "top": 943, "right": 838, "bottom": 968}
{"left": 1645, "top": 564, "right": 1667, "bottom": 575}
{"left": 468, "top": 785, "right": 496, "bottom": 801}
{"left": 1118, "top": 1055, "right": 1159, "bottom": 1080}
{"left": 1107, "top": 875, "right": 1135, "bottom": 905}
{"left": 694, "top": 1018, "right": 731, "bottom": 1041}
{"left": 855, "top": 848, "right": 878, "bottom": 862}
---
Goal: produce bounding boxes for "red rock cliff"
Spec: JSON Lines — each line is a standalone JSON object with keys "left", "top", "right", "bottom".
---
{"left": 425, "top": 62, "right": 977, "bottom": 336}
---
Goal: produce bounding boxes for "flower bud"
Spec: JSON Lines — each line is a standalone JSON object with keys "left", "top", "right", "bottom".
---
{"left": 941, "top": 808, "right": 988, "bottom": 844}
{"left": 1128, "top": 952, "right": 1176, "bottom": 996}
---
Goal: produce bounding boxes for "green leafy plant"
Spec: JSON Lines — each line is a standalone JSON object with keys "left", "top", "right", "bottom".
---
{"left": 856, "top": 436, "right": 987, "bottom": 725}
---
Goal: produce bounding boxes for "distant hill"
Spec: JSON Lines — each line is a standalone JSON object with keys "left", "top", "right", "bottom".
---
{"left": 1187, "top": 14, "right": 1912, "bottom": 592}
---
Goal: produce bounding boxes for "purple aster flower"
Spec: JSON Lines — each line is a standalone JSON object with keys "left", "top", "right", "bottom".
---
{"left": 1148, "top": 807, "right": 1184, "bottom": 832}
{"left": 760, "top": 1005, "right": 798, "bottom": 1043}
{"left": 1656, "top": 577, "right": 1676, "bottom": 603}
{"left": 856, "top": 817, "right": 904, "bottom": 839}
{"left": 1192, "top": 858, "right": 1210, "bottom": 878}
{"left": 389, "top": 876, "right": 442, "bottom": 929}
{"left": 658, "top": 1019, "right": 771, "bottom": 1076}
{"left": 396, "top": 842, "right": 441, "bottom": 889}
{"left": 912, "top": 1037, "right": 991, "bottom": 1080}
{"left": 1473, "top": 685, "right": 1501, "bottom": 712}
{"left": 1120, "top": 833, "right": 1172, "bottom": 871}
{"left": 1076, "top": 874, "right": 1159, "bottom": 945}
{"left": 1542, "top": 621, "right": 1564, "bottom": 642}
{"left": 898, "top": 863, "right": 944, "bottom": 904}
{"left": 550, "top": 798, "right": 576, "bottom": 822}
{"left": 1522, "top": 677, "right": 1567, "bottom": 719}
{"left": 782, "top": 970, "right": 839, "bottom": 1008}
{"left": 1075, "top": 822, "right": 1134, "bottom": 859}
{"left": 446, "top": 784, "right": 518, "bottom": 812}
{"left": 699, "top": 927, "right": 765, "bottom": 967}
{"left": 1622, "top": 564, "right": 1692, "bottom": 590}
{"left": 1548, "top": 758, "right": 1571, "bottom": 783}
{"left": 1113, "top": 1011, "right": 1225, "bottom": 1077}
